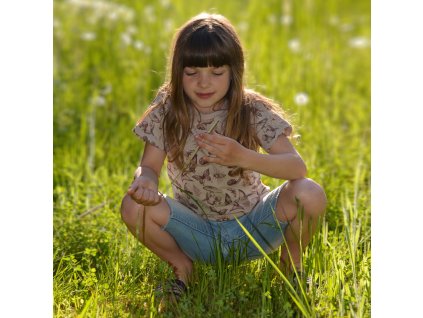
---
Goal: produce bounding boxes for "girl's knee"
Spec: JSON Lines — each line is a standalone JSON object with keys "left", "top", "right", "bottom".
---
{"left": 287, "top": 178, "right": 327, "bottom": 216}
{"left": 287, "top": 178, "right": 326, "bottom": 217}
{"left": 120, "top": 194, "right": 144, "bottom": 225}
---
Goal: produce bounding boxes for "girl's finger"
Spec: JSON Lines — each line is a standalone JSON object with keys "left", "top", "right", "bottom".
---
{"left": 196, "top": 138, "right": 218, "bottom": 154}
{"left": 134, "top": 187, "right": 146, "bottom": 202}
{"left": 127, "top": 181, "right": 138, "bottom": 194}
{"left": 147, "top": 189, "right": 158, "bottom": 204}
{"left": 196, "top": 132, "right": 225, "bottom": 145}
{"left": 202, "top": 155, "right": 222, "bottom": 165}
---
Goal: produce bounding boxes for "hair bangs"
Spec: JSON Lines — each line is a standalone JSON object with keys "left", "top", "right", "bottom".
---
{"left": 182, "top": 27, "right": 232, "bottom": 68}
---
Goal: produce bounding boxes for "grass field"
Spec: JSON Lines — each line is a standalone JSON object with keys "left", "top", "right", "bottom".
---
{"left": 53, "top": 0, "right": 370, "bottom": 316}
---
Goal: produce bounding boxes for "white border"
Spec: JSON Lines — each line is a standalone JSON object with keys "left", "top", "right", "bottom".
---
{"left": 372, "top": 0, "right": 423, "bottom": 315}
{"left": 0, "top": 1, "right": 52, "bottom": 316}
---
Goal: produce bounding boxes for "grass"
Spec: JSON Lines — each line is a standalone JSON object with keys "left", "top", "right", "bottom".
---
{"left": 53, "top": 0, "right": 370, "bottom": 316}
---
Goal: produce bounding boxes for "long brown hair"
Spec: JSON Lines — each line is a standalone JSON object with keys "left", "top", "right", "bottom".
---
{"left": 142, "top": 13, "right": 287, "bottom": 169}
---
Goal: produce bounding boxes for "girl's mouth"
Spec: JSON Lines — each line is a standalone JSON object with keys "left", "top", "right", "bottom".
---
{"left": 196, "top": 92, "right": 214, "bottom": 99}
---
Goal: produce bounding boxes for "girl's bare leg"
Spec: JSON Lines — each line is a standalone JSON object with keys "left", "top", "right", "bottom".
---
{"left": 276, "top": 178, "right": 327, "bottom": 273}
{"left": 120, "top": 194, "right": 193, "bottom": 283}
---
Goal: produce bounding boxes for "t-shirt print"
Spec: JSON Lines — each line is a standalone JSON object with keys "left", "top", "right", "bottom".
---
{"left": 133, "top": 95, "right": 292, "bottom": 220}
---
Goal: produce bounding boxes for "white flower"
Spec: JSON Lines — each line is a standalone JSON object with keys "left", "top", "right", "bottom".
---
{"left": 121, "top": 32, "right": 132, "bottom": 45}
{"left": 92, "top": 95, "right": 106, "bottom": 107}
{"left": 66, "top": 0, "right": 135, "bottom": 23}
{"left": 81, "top": 32, "right": 96, "bottom": 41}
{"left": 108, "top": 11, "right": 118, "bottom": 21}
{"left": 133, "top": 40, "right": 144, "bottom": 51}
{"left": 294, "top": 92, "right": 309, "bottom": 106}
{"left": 288, "top": 38, "right": 301, "bottom": 53}
{"left": 281, "top": 15, "right": 293, "bottom": 26}
{"left": 160, "top": 0, "right": 171, "bottom": 8}
{"left": 349, "top": 36, "right": 370, "bottom": 48}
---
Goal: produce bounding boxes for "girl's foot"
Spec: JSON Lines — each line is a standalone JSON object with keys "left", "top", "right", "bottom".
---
{"left": 157, "top": 279, "right": 187, "bottom": 313}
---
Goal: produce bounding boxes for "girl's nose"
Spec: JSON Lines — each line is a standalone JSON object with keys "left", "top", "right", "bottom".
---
{"left": 198, "top": 73, "right": 210, "bottom": 88}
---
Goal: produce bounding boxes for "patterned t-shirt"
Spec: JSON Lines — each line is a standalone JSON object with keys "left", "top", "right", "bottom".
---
{"left": 133, "top": 95, "right": 292, "bottom": 221}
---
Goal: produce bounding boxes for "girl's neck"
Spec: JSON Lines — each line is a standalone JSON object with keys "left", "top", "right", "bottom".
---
{"left": 192, "top": 99, "right": 228, "bottom": 114}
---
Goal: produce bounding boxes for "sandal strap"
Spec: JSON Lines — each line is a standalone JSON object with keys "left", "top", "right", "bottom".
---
{"left": 156, "top": 279, "right": 187, "bottom": 299}
{"left": 170, "top": 279, "right": 187, "bottom": 297}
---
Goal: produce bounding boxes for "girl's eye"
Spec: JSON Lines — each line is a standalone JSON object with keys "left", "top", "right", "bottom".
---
{"left": 185, "top": 71, "right": 197, "bottom": 76}
{"left": 213, "top": 72, "right": 224, "bottom": 76}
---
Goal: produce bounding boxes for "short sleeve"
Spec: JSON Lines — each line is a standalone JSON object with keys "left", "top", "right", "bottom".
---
{"left": 251, "top": 101, "right": 292, "bottom": 151}
{"left": 132, "top": 95, "right": 167, "bottom": 151}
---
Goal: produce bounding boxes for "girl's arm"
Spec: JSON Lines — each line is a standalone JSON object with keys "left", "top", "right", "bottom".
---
{"left": 127, "top": 142, "right": 167, "bottom": 205}
{"left": 244, "top": 134, "right": 307, "bottom": 179}
{"left": 195, "top": 132, "right": 306, "bottom": 180}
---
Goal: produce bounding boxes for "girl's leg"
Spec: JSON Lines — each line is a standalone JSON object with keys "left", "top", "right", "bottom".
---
{"left": 275, "top": 178, "right": 327, "bottom": 273}
{"left": 120, "top": 194, "right": 193, "bottom": 284}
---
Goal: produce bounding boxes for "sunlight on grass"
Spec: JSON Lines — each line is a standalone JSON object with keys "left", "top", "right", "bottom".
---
{"left": 53, "top": 0, "right": 370, "bottom": 316}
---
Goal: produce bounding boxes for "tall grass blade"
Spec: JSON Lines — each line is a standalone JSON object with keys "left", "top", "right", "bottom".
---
{"left": 234, "top": 217, "right": 314, "bottom": 317}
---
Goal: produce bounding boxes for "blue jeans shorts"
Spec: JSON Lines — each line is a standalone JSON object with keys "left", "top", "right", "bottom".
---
{"left": 162, "top": 182, "right": 288, "bottom": 264}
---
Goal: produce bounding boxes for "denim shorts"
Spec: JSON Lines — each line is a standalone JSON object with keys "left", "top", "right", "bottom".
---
{"left": 162, "top": 182, "right": 288, "bottom": 264}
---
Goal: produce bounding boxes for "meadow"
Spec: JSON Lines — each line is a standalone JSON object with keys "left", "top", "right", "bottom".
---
{"left": 53, "top": 0, "right": 370, "bottom": 316}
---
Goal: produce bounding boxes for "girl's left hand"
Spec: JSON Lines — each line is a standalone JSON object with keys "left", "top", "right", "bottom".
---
{"left": 195, "top": 131, "right": 249, "bottom": 167}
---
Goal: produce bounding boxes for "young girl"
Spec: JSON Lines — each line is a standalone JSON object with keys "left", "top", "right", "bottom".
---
{"left": 121, "top": 12, "right": 326, "bottom": 300}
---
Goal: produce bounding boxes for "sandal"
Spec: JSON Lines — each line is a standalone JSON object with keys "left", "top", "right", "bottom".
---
{"left": 156, "top": 279, "right": 187, "bottom": 312}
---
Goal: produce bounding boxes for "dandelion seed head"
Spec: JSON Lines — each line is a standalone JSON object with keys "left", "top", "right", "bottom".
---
{"left": 67, "top": 0, "right": 135, "bottom": 23}
{"left": 160, "top": 0, "right": 171, "bottom": 8}
{"left": 281, "top": 15, "right": 293, "bottom": 26}
{"left": 288, "top": 38, "right": 301, "bottom": 53}
{"left": 133, "top": 40, "right": 144, "bottom": 51}
{"left": 294, "top": 92, "right": 309, "bottom": 106}
{"left": 81, "top": 32, "right": 96, "bottom": 41}
{"left": 349, "top": 36, "right": 370, "bottom": 48}
{"left": 108, "top": 11, "right": 118, "bottom": 21}
{"left": 121, "top": 32, "right": 132, "bottom": 45}
{"left": 92, "top": 95, "right": 106, "bottom": 107}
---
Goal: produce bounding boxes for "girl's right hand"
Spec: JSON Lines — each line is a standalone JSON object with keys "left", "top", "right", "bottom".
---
{"left": 127, "top": 175, "right": 161, "bottom": 206}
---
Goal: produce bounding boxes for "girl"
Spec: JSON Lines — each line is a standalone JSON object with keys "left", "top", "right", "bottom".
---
{"left": 121, "top": 12, "right": 327, "bottom": 301}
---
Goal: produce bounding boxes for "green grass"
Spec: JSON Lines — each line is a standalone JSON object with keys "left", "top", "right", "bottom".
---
{"left": 53, "top": 0, "right": 370, "bottom": 316}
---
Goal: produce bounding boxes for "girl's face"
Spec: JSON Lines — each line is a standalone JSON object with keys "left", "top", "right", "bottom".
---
{"left": 182, "top": 65, "right": 230, "bottom": 113}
